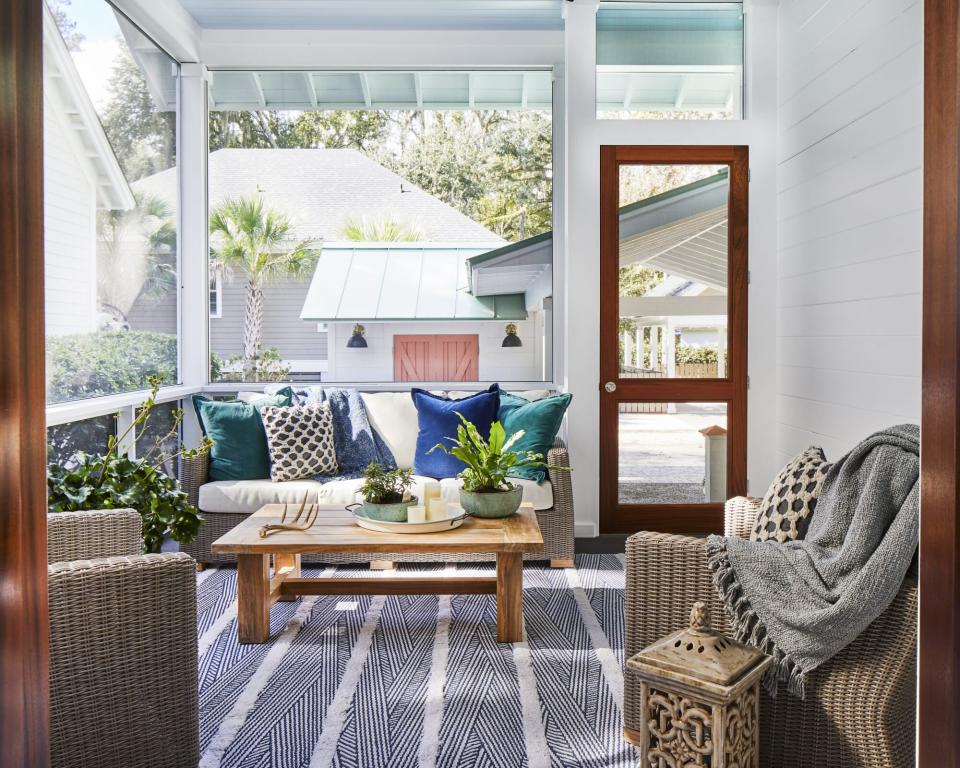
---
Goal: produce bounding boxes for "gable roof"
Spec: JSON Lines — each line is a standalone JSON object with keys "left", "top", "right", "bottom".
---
{"left": 466, "top": 170, "right": 729, "bottom": 297}
{"left": 43, "top": 3, "right": 134, "bottom": 212}
{"left": 133, "top": 148, "right": 505, "bottom": 244}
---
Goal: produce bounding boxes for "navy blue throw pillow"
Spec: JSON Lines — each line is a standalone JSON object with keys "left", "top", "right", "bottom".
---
{"left": 412, "top": 385, "right": 501, "bottom": 478}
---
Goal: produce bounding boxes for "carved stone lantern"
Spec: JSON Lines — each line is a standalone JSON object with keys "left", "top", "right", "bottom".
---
{"left": 626, "top": 602, "right": 772, "bottom": 768}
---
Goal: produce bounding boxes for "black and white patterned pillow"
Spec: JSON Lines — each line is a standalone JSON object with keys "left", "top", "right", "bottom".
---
{"left": 751, "top": 447, "right": 831, "bottom": 543}
{"left": 261, "top": 403, "right": 338, "bottom": 482}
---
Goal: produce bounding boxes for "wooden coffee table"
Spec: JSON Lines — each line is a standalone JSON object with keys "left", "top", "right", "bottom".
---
{"left": 211, "top": 502, "right": 544, "bottom": 644}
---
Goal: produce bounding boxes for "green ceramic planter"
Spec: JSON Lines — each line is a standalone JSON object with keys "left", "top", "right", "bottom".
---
{"left": 459, "top": 484, "right": 523, "bottom": 518}
{"left": 349, "top": 498, "right": 417, "bottom": 523}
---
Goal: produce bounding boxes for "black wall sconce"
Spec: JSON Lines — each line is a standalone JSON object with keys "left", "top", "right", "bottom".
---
{"left": 502, "top": 323, "right": 522, "bottom": 347}
{"left": 347, "top": 323, "right": 368, "bottom": 348}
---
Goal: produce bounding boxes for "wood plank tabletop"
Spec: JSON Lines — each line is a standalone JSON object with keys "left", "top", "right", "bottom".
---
{"left": 211, "top": 502, "right": 545, "bottom": 555}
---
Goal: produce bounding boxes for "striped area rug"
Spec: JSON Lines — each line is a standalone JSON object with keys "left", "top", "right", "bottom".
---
{"left": 195, "top": 555, "right": 637, "bottom": 767}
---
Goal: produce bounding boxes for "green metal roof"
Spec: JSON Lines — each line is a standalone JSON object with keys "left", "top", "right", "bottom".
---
{"left": 300, "top": 242, "right": 528, "bottom": 322}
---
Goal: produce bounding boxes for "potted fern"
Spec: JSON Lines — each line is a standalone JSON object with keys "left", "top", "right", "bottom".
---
{"left": 351, "top": 462, "right": 418, "bottom": 522}
{"left": 430, "top": 413, "right": 565, "bottom": 518}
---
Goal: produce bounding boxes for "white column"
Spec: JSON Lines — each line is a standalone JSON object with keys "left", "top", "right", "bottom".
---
{"left": 623, "top": 330, "right": 634, "bottom": 370}
{"left": 563, "top": 0, "right": 601, "bottom": 537}
{"left": 665, "top": 323, "right": 677, "bottom": 414}
{"left": 634, "top": 326, "right": 643, "bottom": 369}
{"left": 665, "top": 323, "right": 677, "bottom": 378}
{"left": 716, "top": 326, "right": 726, "bottom": 378}
{"left": 179, "top": 64, "right": 209, "bottom": 448}
{"left": 649, "top": 325, "right": 660, "bottom": 371}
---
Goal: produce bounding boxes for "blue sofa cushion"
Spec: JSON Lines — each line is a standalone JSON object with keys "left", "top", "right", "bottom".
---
{"left": 498, "top": 392, "right": 572, "bottom": 482}
{"left": 412, "top": 384, "right": 501, "bottom": 478}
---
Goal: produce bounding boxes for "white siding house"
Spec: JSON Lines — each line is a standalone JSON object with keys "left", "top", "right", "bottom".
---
{"left": 42, "top": 4, "right": 133, "bottom": 337}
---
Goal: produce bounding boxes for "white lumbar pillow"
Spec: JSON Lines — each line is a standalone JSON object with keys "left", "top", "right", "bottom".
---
{"left": 359, "top": 392, "right": 419, "bottom": 469}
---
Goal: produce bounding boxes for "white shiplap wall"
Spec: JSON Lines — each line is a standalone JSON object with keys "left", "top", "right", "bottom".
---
{"left": 775, "top": 0, "right": 923, "bottom": 464}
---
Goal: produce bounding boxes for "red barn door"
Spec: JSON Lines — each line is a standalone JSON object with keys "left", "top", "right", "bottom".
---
{"left": 394, "top": 334, "right": 479, "bottom": 382}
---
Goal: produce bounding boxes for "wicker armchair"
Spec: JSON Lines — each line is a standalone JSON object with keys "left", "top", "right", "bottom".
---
{"left": 624, "top": 497, "right": 918, "bottom": 768}
{"left": 180, "top": 436, "right": 575, "bottom": 567}
{"left": 48, "top": 510, "right": 199, "bottom": 768}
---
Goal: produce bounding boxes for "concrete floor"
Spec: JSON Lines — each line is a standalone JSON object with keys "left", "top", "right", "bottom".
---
{"left": 617, "top": 404, "right": 727, "bottom": 504}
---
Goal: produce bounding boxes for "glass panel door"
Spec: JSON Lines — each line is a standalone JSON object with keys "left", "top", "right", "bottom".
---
{"left": 600, "top": 146, "right": 747, "bottom": 534}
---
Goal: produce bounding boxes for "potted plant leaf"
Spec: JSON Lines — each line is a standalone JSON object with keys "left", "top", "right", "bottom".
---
{"left": 351, "top": 462, "right": 417, "bottom": 522}
{"left": 47, "top": 376, "right": 209, "bottom": 553}
{"left": 430, "top": 413, "right": 568, "bottom": 518}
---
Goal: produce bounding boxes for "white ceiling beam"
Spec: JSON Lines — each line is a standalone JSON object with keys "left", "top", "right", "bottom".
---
{"left": 111, "top": 0, "right": 201, "bottom": 62}
{"left": 359, "top": 72, "right": 372, "bottom": 107}
{"left": 620, "top": 296, "right": 728, "bottom": 318}
{"left": 303, "top": 72, "right": 318, "bottom": 107}
{"left": 251, "top": 71, "right": 266, "bottom": 107}
{"left": 413, "top": 72, "right": 423, "bottom": 108}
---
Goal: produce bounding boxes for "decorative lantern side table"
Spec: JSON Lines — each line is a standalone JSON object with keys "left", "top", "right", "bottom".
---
{"left": 625, "top": 602, "right": 773, "bottom": 768}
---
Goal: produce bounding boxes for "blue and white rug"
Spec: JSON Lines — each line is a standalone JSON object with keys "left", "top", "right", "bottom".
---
{"left": 195, "top": 555, "right": 637, "bottom": 767}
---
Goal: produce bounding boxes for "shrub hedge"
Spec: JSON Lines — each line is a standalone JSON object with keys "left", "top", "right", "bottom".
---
{"left": 46, "top": 331, "right": 177, "bottom": 403}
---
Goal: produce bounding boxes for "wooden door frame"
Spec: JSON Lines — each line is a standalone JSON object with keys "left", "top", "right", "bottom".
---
{"left": 0, "top": 0, "right": 50, "bottom": 765}
{"left": 920, "top": 2, "right": 960, "bottom": 764}
{"left": 599, "top": 145, "right": 749, "bottom": 535}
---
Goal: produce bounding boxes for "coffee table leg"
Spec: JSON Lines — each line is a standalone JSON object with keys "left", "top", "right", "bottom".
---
{"left": 496, "top": 552, "right": 524, "bottom": 643}
{"left": 274, "top": 553, "right": 301, "bottom": 602}
{"left": 237, "top": 553, "right": 271, "bottom": 643}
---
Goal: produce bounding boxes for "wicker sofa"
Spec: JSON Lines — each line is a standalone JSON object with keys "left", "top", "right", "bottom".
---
{"left": 48, "top": 510, "right": 199, "bottom": 768}
{"left": 624, "top": 497, "right": 918, "bottom": 768}
{"left": 181, "top": 438, "right": 575, "bottom": 568}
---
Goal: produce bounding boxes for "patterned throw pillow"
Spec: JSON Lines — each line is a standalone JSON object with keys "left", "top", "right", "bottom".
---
{"left": 751, "top": 447, "right": 831, "bottom": 543}
{"left": 261, "top": 403, "right": 338, "bottom": 482}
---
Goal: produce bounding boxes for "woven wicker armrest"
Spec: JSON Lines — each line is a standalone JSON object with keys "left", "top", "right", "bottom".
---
{"left": 47, "top": 509, "right": 142, "bottom": 564}
{"left": 180, "top": 450, "right": 210, "bottom": 509}
{"left": 624, "top": 531, "right": 729, "bottom": 659}
{"left": 724, "top": 496, "right": 762, "bottom": 539}
{"left": 48, "top": 552, "right": 199, "bottom": 768}
{"left": 547, "top": 435, "right": 572, "bottom": 491}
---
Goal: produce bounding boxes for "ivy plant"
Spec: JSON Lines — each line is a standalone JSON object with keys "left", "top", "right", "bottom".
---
{"left": 47, "top": 376, "right": 210, "bottom": 553}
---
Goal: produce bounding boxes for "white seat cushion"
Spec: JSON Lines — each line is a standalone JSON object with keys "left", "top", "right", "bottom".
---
{"left": 359, "top": 392, "right": 419, "bottom": 469}
{"left": 198, "top": 479, "right": 322, "bottom": 514}
{"left": 317, "top": 475, "right": 438, "bottom": 507}
{"left": 438, "top": 477, "right": 554, "bottom": 510}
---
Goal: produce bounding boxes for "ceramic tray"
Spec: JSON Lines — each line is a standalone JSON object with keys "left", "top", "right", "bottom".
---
{"left": 352, "top": 506, "right": 468, "bottom": 534}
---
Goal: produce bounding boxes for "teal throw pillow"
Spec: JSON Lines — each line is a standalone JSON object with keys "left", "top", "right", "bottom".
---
{"left": 498, "top": 392, "right": 572, "bottom": 482}
{"left": 193, "top": 387, "right": 293, "bottom": 481}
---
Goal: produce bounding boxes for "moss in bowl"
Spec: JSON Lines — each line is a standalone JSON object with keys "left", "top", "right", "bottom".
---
{"left": 353, "top": 463, "right": 417, "bottom": 522}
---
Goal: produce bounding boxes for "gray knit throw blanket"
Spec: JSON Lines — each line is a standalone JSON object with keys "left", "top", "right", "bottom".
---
{"left": 706, "top": 423, "right": 919, "bottom": 698}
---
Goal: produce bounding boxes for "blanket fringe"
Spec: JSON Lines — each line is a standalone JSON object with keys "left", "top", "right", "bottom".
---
{"left": 706, "top": 537, "right": 808, "bottom": 699}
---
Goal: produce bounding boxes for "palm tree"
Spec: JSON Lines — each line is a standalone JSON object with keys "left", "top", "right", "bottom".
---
{"left": 97, "top": 192, "right": 177, "bottom": 328}
{"left": 209, "top": 196, "right": 319, "bottom": 379}
{"left": 340, "top": 213, "right": 428, "bottom": 242}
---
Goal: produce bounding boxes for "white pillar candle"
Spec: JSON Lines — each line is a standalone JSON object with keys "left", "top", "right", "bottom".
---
{"left": 406, "top": 505, "right": 426, "bottom": 524}
{"left": 422, "top": 481, "right": 441, "bottom": 503}
{"left": 427, "top": 497, "right": 448, "bottom": 521}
